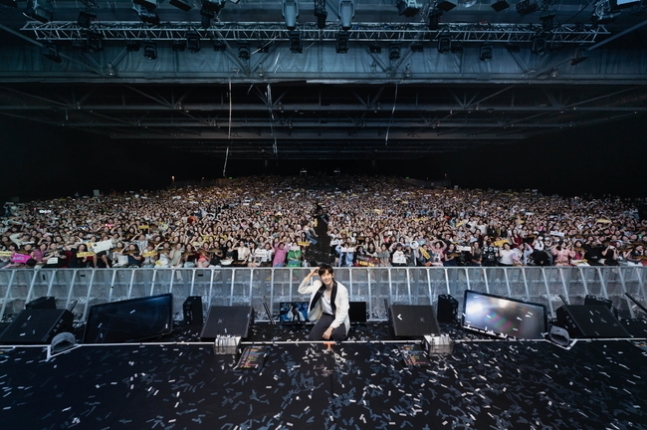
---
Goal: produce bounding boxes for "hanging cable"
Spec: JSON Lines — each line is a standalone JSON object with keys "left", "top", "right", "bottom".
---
{"left": 222, "top": 77, "right": 233, "bottom": 177}
{"left": 385, "top": 82, "right": 399, "bottom": 146}
{"left": 266, "top": 83, "right": 278, "bottom": 155}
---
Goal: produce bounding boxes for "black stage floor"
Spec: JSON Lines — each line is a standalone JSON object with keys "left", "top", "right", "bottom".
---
{"left": 2, "top": 322, "right": 647, "bottom": 430}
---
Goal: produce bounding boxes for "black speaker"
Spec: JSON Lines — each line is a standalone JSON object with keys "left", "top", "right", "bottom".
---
{"left": 584, "top": 295, "right": 618, "bottom": 318}
{"left": 183, "top": 296, "right": 204, "bottom": 325}
{"left": 437, "top": 295, "right": 459, "bottom": 323}
{"left": 26, "top": 296, "right": 56, "bottom": 310}
{"left": 200, "top": 306, "right": 254, "bottom": 341}
{"left": 556, "top": 304, "right": 630, "bottom": 339}
{"left": 0, "top": 309, "right": 73, "bottom": 345}
{"left": 390, "top": 305, "right": 440, "bottom": 338}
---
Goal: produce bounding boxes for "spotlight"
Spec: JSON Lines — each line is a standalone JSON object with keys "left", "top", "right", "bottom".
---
{"left": 87, "top": 32, "right": 103, "bottom": 53}
{"left": 490, "top": 0, "right": 509, "bottom": 11}
{"left": 289, "top": 30, "right": 302, "bottom": 53}
{"left": 42, "top": 43, "right": 61, "bottom": 63}
{"left": 200, "top": 10, "right": 214, "bottom": 28}
{"left": 389, "top": 43, "right": 400, "bottom": 60}
{"left": 77, "top": 10, "right": 96, "bottom": 28}
{"left": 134, "top": 4, "right": 160, "bottom": 25}
{"left": 187, "top": 31, "right": 201, "bottom": 53}
{"left": 143, "top": 42, "right": 157, "bottom": 60}
{"left": 213, "top": 39, "right": 226, "bottom": 51}
{"left": 515, "top": 0, "right": 538, "bottom": 15}
{"left": 23, "top": 0, "right": 53, "bottom": 23}
{"left": 283, "top": 0, "right": 299, "bottom": 30}
{"left": 169, "top": 0, "right": 192, "bottom": 11}
{"left": 126, "top": 40, "right": 141, "bottom": 51}
{"left": 437, "top": 35, "right": 451, "bottom": 53}
{"left": 336, "top": 31, "right": 349, "bottom": 53}
{"left": 428, "top": 8, "right": 443, "bottom": 30}
{"left": 172, "top": 40, "right": 186, "bottom": 51}
{"left": 396, "top": 0, "right": 421, "bottom": 17}
{"left": 411, "top": 41, "right": 423, "bottom": 52}
{"left": 339, "top": 0, "right": 354, "bottom": 31}
{"left": 238, "top": 43, "right": 250, "bottom": 60}
{"left": 479, "top": 44, "right": 493, "bottom": 61}
{"left": 590, "top": 0, "right": 619, "bottom": 24}
{"left": 369, "top": 42, "right": 381, "bottom": 53}
{"left": 436, "top": 0, "right": 456, "bottom": 12}
{"left": 314, "top": 0, "right": 327, "bottom": 29}
{"left": 531, "top": 36, "right": 546, "bottom": 55}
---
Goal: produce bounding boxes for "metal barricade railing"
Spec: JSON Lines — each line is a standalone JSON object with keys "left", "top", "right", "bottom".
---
{"left": 0, "top": 266, "right": 645, "bottom": 323}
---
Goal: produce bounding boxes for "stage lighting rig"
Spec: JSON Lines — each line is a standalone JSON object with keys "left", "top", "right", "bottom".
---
{"left": 590, "top": 0, "right": 619, "bottom": 23}
{"left": 200, "top": 0, "right": 225, "bottom": 28}
{"left": 428, "top": 7, "right": 443, "bottom": 30}
{"left": 283, "top": 0, "right": 299, "bottom": 30}
{"left": 24, "top": 0, "right": 53, "bottom": 23}
{"left": 314, "top": 0, "right": 327, "bottom": 29}
{"left": 479, "top": 44, "right": 493, "bottom": 61}
{"left": 396, "top": 0, "right": 421, "bottom": 17}
{"left": 339, "top": 0, "right": 355, "bottom": 31}
{"left": 133, "top": 3, "right": 160, "bottom": 25}
{"left": 143, "top": 43, "right": 157, "bottom": 60}
{"left": 77, "top": 10, "right": 97, "bottom": 28}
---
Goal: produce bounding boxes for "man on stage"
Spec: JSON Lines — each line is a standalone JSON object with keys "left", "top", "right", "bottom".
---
{"left": 298, "top": 264, "right": 350, "bottom": 341}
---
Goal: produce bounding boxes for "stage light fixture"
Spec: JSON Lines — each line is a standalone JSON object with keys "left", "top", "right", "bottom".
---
{"left": 515, "top": 0, "right": 538, "bottom": 15}
{"left": 238, "top": 43, "right": 250, "bottom": 60}
{"left": 339, "top": 0, "right": 354, "bottom": 31}
{"left": 389, "top": 43, "right": 400, "bottom": 60}
{"left": 24, "top": 0, "right": 53, "bottom": 23}
{"left": 437, "top": 35, "right": 451, "bottom": 53}
{"left": 531, "top": 36, "right": 546, "bottom": 55}
{"left": 77, "top": 10, "right": 96, "bottom": 28}
{"left": 590, "top": 0, "right": 619, "bottom": 23}
{"left": 172, "top": 40, "right": 186, "bottom": 51}
{"left": 134, "top": 4, "right": 160, "bottom": 25}
{"left": 289, "top": 31, "right": 302, "bottom": 53}
{"left": 169, "top": 0, "right": 192, "bottom": 11}
{"left": 87, "top": 32, "right": 103, "bottom": 53}
{"left": 335, "top": 31, "right": 349, "bottom": 53}
{"left": 42, "top": 43, "right": 62, "bottom": 63}
{"left": 200, "top": 11, "right": 214, "bottom": 29}
{"left": 479, "top": 44, "right": 493, "bottom": 61}
{"left": 126, "top": 40, "right": 141, "bottom": 51}
{"left": 396, "top": 0, "right": 421, "bottom": 17}
{"left": 283, "top": 0, "right": 299, "bottom": 30}
{"left": 491, "top": 0, "right": 509, "bottom": 11}
{"left": 187, "top": 31, "right": 201, "bottom": 53}
{"left": 369, "top": 42, "right": 381, "bottom": 53}
{"left": 428, "top": 8, "right": 443, "bottom": 30}
{"left": 411, "top": 41, "right": 423, "bottom": 52}
{"left": 213, "top": 39, "right": 226, "bottom": 51}
{"left": 314, "top": 0, "right": 327, "bottom": 29}
{"left": 436, "top": 0, "right": 456, "bottom": 12}
{"left": 201, "top": 0, "right": 224, "bottom": 13}
{"left": 143, "top": 43, "right": 157, "bottom": 60}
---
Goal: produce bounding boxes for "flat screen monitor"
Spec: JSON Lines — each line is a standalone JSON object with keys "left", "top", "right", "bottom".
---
{"left": 462, "top": 290, "right": 547, "bottom": 339}
{"left": 83, "top": 293, "right": 174, "bottom": 344}
{"left": 279, "top": 301, "right": 310, "bottom": 323}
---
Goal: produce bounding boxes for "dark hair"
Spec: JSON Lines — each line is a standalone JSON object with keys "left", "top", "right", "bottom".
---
{"left": 317, "top": 264, "right": 334, "bottom": 276}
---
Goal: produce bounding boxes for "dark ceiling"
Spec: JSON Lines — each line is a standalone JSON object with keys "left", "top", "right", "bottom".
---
{"left": 0, "top": 0, "right": 646, "bottom": 159}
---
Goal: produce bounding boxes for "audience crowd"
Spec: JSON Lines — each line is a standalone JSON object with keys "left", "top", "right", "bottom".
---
{"left": 2, "top": 175, "right": 646, "bottom": 270}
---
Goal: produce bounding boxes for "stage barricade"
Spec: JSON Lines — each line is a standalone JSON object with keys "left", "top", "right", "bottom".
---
{"left": 0, "top": 267, "right": 646, "bottom": 324}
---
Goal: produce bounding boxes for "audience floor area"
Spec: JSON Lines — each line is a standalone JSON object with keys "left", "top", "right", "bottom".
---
{"left": 1, "top": 321, "right": 647, "bottom": 430}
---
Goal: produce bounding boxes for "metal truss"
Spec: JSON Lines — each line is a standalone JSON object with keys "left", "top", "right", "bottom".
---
{"left": 21, "top": 21, "right": 609, "bottom": 44}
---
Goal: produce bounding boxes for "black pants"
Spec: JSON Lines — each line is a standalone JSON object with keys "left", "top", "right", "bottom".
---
{"left": 308, "top": 314, "right": 347, "bottom": 341}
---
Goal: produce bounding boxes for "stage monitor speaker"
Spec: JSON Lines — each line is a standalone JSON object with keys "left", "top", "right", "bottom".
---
{"left": 0, "top": 309, "right": 73, "bottom": 345}
{"left": 390, "top": 304, "right": 440, "bottom": 338}
{"left": 26, "top": 296, "right": 57, "bottom": 310}
{"left": 437, "top": 295, "right": 459, "bottom": 323}
{"left": 584, "top": 295, "right": 618, "bottom": 318}
{"left": 200, "top": 306, "right": 253, "bottom": 341}
{"left": 183, "top": 296, "right": 203, "bottom": 325}
{"left": 556, "top": 304, "right": 630, "bottom": 339}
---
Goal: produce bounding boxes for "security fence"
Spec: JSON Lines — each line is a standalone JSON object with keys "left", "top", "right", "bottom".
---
{"left": 1, "top": 266, "right": 646, "bottom": 324}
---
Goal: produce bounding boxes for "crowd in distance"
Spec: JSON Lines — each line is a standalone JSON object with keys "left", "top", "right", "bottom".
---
{"left": 1, "top": 175, "right": 646, "bottom": 270}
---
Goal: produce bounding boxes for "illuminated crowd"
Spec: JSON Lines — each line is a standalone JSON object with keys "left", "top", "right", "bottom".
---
{"left": 1, "top": 175, "right": 646, "bottom": 269}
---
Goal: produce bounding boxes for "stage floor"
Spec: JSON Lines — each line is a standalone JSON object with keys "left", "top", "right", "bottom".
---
{"left": 1, "top": 330, "right": 647, "bottom": 430}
